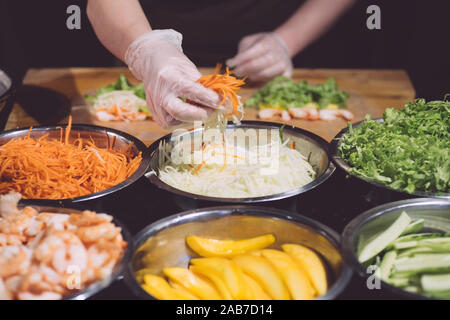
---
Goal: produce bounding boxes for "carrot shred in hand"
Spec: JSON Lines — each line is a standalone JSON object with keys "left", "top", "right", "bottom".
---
{"left": 197, "top": 64, "right": 245, "bottom": 116}
{"left": 0, "top": 116, "right": 142, "bottom": 200}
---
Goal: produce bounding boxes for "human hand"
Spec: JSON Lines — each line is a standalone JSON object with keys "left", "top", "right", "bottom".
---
{"left": 125, "top": 29, "right": 222, "bottom": 128}
{"left": 226, "top": 32, "right": 293, "bottom": 82}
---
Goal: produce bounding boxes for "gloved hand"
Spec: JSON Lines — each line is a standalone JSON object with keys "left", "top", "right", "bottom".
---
{"left": 226, "top": 32, "right": 293, "bottom": 82}
{"left": 125, "top": 29, "right": 222, "bottom": 128}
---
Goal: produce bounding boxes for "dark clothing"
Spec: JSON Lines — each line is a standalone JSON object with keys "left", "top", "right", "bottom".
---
{"left": 140, "top": 0, "right": 303, "bottom": 66}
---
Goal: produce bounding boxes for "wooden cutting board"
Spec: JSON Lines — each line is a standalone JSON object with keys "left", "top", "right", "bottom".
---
{"left": 6, "top": 67, "right": 415, "bottom": 145}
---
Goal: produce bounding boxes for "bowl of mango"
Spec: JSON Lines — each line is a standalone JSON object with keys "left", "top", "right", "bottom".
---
{"left": 126, "top": 206, "right": 352, "bottom": 300}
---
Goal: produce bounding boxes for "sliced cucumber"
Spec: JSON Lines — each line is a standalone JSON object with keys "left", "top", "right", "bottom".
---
{"left": 394, "top": 254, "right": 450, "bottom": 274}
{"left": 421, "top": 274, "right": 450, "bottom": 292}
{"left": 358, "top": 211, "right": 411, "bottom": 263}
{"left": 400, "top": 219, "right": 425, "bottom": 236}
{"left": 378, "top": 251, "right": 397, "bottom": 281}
{"left": 397, "top": 247, "right": 433, "bottom": 258}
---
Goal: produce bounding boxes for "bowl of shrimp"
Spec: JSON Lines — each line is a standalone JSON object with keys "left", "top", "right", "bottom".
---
{"left": 0, "top": 192, "right": 131, "bottom": 300}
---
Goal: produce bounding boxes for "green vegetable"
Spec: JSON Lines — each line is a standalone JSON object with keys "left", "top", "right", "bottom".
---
{"left": 357, "top": 211, "right": 411, "bottom": 263}
{"left": 339, "top": 97, "right": 450, "bottom": 194}
{"left": 401, "top": 219, "right": 425, "bottom": 236}
{"left": 84, "top": 74, "right": 146, "bottom": 102}
{"left": 394, "top": 253, "right": 450, "bottom": 274}
{"left": 244, "top": 76, "right": 348, "bottom": 110}
{"left": 421, "top": 274, "right": 450, "bottom": 298}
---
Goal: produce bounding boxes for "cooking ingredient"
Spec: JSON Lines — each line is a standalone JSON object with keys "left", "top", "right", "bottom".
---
{"left": 86, "top": 74, "right": 151, "bottom": 122}
{"left": 282, "top": 243, "right": 328, "bottom": 296}
{"left": 339, "top": 97, "right": 450, "bottom": 194}
{"left": 158, "top": 134, "right": 316, "bottom": 198}
{"left": 357, "top": 211, "right": 411, "bottom": 263}
{"left": 0, "top": 192, "right": 126, "bottom": 300}
{"left": 232, "top": 254, "right": 290, "bottom": 300}
{"left": 0, "top": 117, "right": 142, "bottom": 200}
{"left": 245, "top": 76, "right": 351, "bottom": 121}
{"left": 141, "top": 274, "right": 198, "bottom": 300}
{"left": 241, "top": 273, "right": 272, "bottom": 300}
{"left": 163, "top": 267, "right": 222, "bottom": 300}
{"left": 357, "top": 211, "right": 450, "bottom": 299}
{"left": 186, "top": 234, "right": 275, "bottom": 258}
{"left": 261, "top": 249, "right": 314, "bottom": 299}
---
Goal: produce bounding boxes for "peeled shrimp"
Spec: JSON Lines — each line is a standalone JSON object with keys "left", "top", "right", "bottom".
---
{"left": 318, "top": 109, "right": 354, "bottom": 121}
{"left": 0, "top": 246, "right": 31, "bottom": 278}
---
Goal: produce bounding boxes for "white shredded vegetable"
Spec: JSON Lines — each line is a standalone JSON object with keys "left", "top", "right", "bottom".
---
{"left": 93, "top": 90, "right": 148, "bottom": 122}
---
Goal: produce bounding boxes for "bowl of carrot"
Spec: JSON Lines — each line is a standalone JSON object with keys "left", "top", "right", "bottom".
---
{"left": 0, "top": 117, "right": 150, "bottom": 205}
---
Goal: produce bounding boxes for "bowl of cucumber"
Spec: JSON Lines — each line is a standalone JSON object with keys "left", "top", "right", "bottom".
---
{"left": 342, "top": 198, "right": 450, "bottom": 300}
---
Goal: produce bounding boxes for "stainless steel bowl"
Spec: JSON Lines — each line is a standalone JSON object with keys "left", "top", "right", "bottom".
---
{"left": 16, "top": 204, "right": 132, "bottom": 300}
{"left": 330, "top": 118, "right": 450, "bottom": 200}
{"left": 342, "top": 198, "right": 450, "bottom": 300}
{"left": 125, "top": 206, "right": 352, "bottom": 300}
{"left": 146, "top": 121, "right": 335, "bottom": 208}
{"left": 0, "top": 69, "right": 14, "bottom": 131}
{"left": 0, "top": 124, "right": 150, "bottom": 206}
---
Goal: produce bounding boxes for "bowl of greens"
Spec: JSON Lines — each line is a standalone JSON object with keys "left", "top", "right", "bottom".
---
{"left": 342, "top": 198, "right": 450, "bottom": 299}
{"left": 330, "top": 97, "right": 450, "bottom": 199}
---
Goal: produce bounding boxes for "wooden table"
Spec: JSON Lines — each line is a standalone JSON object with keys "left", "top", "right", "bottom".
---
{"left": 6, "top": 68, "right": 415, "bottom": 145}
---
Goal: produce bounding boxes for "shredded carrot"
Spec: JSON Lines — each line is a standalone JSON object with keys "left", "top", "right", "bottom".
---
{"left": 290, "top": 141, "right": 296, "bottom": 149}
{"left": 197, "top": 64, "right": 245, "bottom": 116}
{"left": 0, "top": 116, "right": 142, "bottom": 200}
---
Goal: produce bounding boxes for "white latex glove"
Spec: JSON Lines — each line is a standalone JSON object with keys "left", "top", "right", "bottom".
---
{"left": 227, "top": 32, "right": 293, "bottom": 82}
{"left": 125, "top": 29, "right": 222, "bottom": 128}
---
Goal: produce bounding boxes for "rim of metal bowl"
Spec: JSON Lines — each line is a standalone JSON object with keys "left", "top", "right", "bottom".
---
{"left": 147, "top": 121, "right": 335, "bottom": 203}
{"left": 0, "top": 123, "right": 150, "bottom": 205}
{"left": 16, "top": 203, "right": 133, "bottom": 300}
{"left": 125, "top": 205, "right": 353, "bottom": 300}
{"left": 330, "top": 118, "right": 450, "bottom": 199}
{"left": 0, "top": 69, "right": 13, "bottom": 102}
{"left": 341, "top": 197, "right": 450, "bottom": 300}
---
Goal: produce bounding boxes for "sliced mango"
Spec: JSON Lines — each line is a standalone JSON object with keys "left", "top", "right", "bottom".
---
{"left": 190, "top": 265, "right": 233, "bottom": 300}
{"left": 242, "top": 274, "right": 272, "bottom": 300}
{"left": 135, "top": 268, "right": 154, "bottom": 284}
{"left": 141, "top": 274, "right": 196, "bottom": 300}
{"left": 261, "top": 249, "right": 314, "bottom": 300}
{"left": 168, "top": 280, "right": 200, "bottom": 300}
{"left": 186, "top": 234, "right": 275, "bottom": 258}
{"left": 282, "top": 244, "right": 328, "bottom": 296}
{"left": 163, "top": 267, "right": 222, "bottom": 300}
{"left": 190, "top": 258, "right": 248, "bottom": 299}
{"left": 232, "top": 254, "right": 290, "bottom": 300}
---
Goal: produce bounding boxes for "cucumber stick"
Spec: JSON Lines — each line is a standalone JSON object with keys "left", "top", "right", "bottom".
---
{"left": 358, "top": 212, "right": 411, "bottom": 263}
{"left": 400, "top": 219, "right": 425, "bottom": 236}
{"left": 421, "top": 273, "right": 450, "bottom": 293}
{"left": 378, "top": 251, "right": 397, "bottom": 280}
{"left": 394, "top": 254, "right": 450, "bottom": 274}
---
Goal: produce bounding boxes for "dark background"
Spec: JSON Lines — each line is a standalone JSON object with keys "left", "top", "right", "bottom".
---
{"left": 0, "top": 0, "right": 449, "bottom": 100}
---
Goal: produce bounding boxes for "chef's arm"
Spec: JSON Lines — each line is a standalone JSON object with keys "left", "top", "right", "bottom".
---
{"left": 87, "top": 0, "right": 152, "bottom": 61}
{"left": 275, "top": 0, "right": 356, "bottom": 57}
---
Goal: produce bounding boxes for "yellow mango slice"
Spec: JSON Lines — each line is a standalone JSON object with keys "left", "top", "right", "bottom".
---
{"left": 186, "top": 234, "right": 275, "bottom": 258}
{"left": 282, "top": 244, "right": 328, "bottom": 296}
{"left": 242, "top": 274, "right": 272, "bottom": 300}
{"left": 141, "top": 274, "right": 175, "bottom": 300}
{"left": 168, "top": 279, "right": 200, "bottom": 299}
{"left": 190, "top": 265, "right": 233, "bottom": 300}
{"left": 190, "top": 258, "right": 248, "bottom": 299}
{"left": 134, "top": 268, "right": 154, "bottom": 284}
{"left": 163, "top": 267, "right": 222, "bottom": 300}
{"left": 232, "top": 254, "right": 290, "bottom": 300}
{"left": 261, "top": 249, "right": 314, "bottom": 300}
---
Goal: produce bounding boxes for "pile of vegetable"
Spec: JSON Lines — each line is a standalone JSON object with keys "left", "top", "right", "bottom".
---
{"left": 339, "top": 97, "right": 450, "bottom": 194}
{"left": 358, "top": 211, "right": 450, "bottom": 299}
{"left": 135, "top": 234, "right": 328, "bottom": 300}
{"left": 85, "top": 74, "right": 151, "bottom": 122}
{"left": 245, "top": 77, "right": 348, "bottom": 110}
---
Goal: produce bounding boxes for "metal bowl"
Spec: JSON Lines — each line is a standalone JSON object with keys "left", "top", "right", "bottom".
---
{"left": 330, "top": 118, "right": 450, "bottom": 200}
{"left": 342, "top": 198, "right": 450, "bottom": 300}
{"left": 0, "top": 69, "right": 15, "bottom": 131}
{"left": 0, "top": 124, "right": 150, "bottom": 206}
{"left": 16, "top": 203, "right": 132, "bottom": 300}
{"left": 146, "top": 121, "right": 335, "bottom": 208}
{"left": 125, "top": 205, "right": 352, "bottom": 300}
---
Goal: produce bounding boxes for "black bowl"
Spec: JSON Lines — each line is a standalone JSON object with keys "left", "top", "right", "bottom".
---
{"left": 342, "top": 198, "right": 450, "bottom": 300}
{"left": 146, "top": 121, "right": 335, "bottom": 210}
{"left": 330, "top": 118, "right": 450, "bottom": 202}
{"left": 125, "top": 205, "right": 352, "bottom": 300}
{"left": 0, "top": 124, "right": 150, "bottom": 206}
